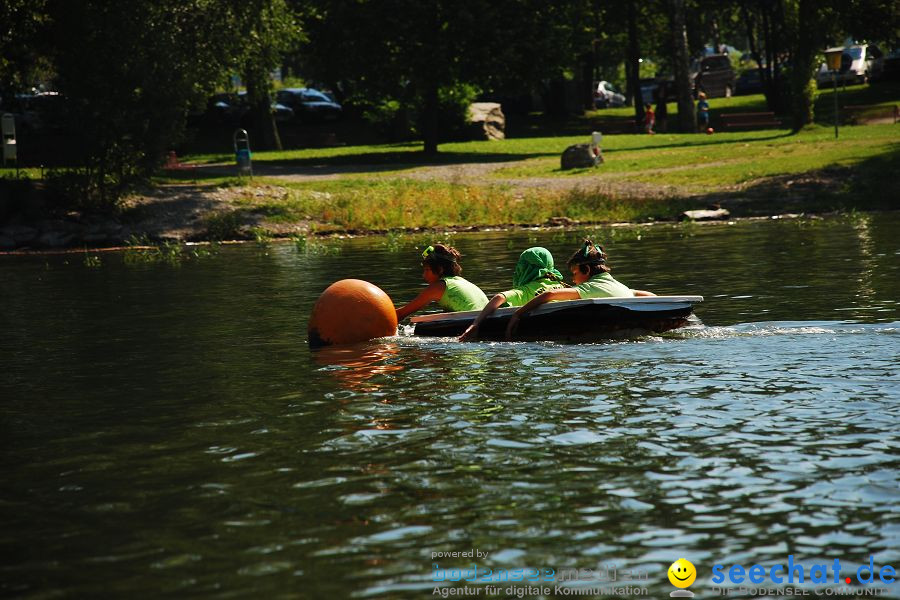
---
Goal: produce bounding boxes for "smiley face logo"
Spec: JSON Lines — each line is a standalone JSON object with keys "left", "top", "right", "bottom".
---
{"left": 668, "top": 558, "right": 697, "bottom": 588}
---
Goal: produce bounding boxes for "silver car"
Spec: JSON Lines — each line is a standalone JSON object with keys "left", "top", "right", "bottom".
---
{"left": 816, "top": 44, "right": 884, "bottom": 87}
{"left": 593, "top": 81, "right": 626, "bottom": 109}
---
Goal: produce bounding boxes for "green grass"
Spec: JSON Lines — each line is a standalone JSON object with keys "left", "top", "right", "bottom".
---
{"left": 0, "top": 167, "right": 45, "bottom": 179}
{"left": 2, "top": 83, "right": 896, "bottom": 238}
{"left": 199, "top": 119, "right": 898, "bottom": 233}
{"left": 491, "top": 124, "right": 899, "bottom": 189}
{"left": 221, "top": 178, "right": 701, "bottom": 232}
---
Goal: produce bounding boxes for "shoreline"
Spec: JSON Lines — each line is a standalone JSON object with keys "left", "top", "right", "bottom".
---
{"left": 0, "top": 208, "right": 887, "bottom": 257}
{"left": 2, "top": 142, "right": 896, "bottom": 253}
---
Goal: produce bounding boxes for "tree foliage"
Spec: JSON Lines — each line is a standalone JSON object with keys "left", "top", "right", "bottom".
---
{"left": 0, "top": 0, "right": 53, "bottom": 96}
{"left": 3, "top": 0, "right": 302, "bottom": 209}
{"left": 231, "top": 0, "right": 301, "bottom": 151}
{"left": 44, "top": 0, "right": 243, "bottom": 207}
{"left": 298, "top": 0, "right": 592, "bottom": 154}
{"left": 2, "top": 0, "right": 897, "bottom": 208}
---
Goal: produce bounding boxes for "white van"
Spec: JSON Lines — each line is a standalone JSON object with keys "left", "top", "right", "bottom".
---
{"left": 816, "top": 44, "right": 884, "bottom": 87}
{"left": 593, "top": 81, "right": 626, "bottom": 109}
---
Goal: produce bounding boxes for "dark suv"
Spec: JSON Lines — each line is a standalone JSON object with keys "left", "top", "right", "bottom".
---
{"left": 275, "top": 88, "right": 342, "bottom": 122}
{"left": 693, "top": 54, "right": 736, "bottom": 98}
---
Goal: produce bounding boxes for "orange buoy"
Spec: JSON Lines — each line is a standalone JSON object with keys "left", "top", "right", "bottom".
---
{"left": 308, "top": 279, "right": 398, "bottom": 348}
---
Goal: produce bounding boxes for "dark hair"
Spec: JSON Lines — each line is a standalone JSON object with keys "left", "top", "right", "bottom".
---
{"left": 567, "top": 239, "right": 611, "bottom": 276}
{"left": 422, "top": 243, "right": 463, "bottom": 277}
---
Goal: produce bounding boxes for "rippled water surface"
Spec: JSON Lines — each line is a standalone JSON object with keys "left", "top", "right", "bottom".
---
{"left": 2, "top": 214, "right": 899, "bottom": 598}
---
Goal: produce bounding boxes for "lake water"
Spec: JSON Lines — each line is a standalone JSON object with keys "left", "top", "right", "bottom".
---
{"left": 2, "top": 213, "right": 899, "bottom": 599}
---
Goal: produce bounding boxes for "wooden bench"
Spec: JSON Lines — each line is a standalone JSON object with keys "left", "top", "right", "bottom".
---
{"left": 842, "top": 104, "right": 899, "bottom": 125}
{"left": 594, "top": 119, "right": 638, "bottom": 134}
{"left": 720, "top": 112, "right": 782, "bottom": 130}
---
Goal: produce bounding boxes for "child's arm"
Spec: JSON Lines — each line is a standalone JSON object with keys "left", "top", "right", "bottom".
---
{"left": 632, "top": 289, "right": 657, "bottom": 296}
{"left": 396, "top": 281, "right": 446, "bottom": 321}
{"left": 459, "top": 293, "right": 507, "bottom": 341}
{"left": 505, "top": 289, "right": 580, "bottom": 339}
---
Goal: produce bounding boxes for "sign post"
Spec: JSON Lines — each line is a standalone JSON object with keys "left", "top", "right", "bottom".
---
{"left": 824, "top": 48, "right": 843, "bottom": 139}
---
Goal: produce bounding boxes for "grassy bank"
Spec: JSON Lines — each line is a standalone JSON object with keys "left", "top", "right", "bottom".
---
{"left": 2, "top": 85, "right": 897, "bottom": 245}
{"left": 213, "top": 180, "right": 703, "bottom": 233}
{"left": 150, "top": 122, "right": 898, "bottom": 236}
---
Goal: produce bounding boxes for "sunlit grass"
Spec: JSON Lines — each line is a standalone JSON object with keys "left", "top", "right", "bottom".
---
{"left": 220, "top": 177, "right": 701, "bottom": 232}
{"left": 490, "top": 125, "right": 900, "bottom": 188}
{"left": 173, "top": 120, "right": 897, "bottom": 233}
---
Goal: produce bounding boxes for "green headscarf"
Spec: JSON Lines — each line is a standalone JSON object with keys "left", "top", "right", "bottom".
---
{"left": 512, "top": 247, "right": 564, "bottom": 288}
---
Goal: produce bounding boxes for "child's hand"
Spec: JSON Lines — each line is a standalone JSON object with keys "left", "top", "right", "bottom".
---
{"left": 505, "top": 314, "right": 520, "bottom": 340}
{"left": 459, "top": 323, "right": 478, "bottom": 342}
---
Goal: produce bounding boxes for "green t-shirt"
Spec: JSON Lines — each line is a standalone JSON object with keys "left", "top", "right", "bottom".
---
{"left": 439, "top": 276, "right": 489, "bottom": 312}
{"left": 501, "top": 277, "right": 566, "bottom": 307}
{"left": 575, "top": 273, "right": 633, "bottom": 299}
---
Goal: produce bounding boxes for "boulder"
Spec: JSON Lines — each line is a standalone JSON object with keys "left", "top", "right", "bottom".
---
{"left": 680, "top": 208, "right": 731, "bottom": 221}
{"left": 467, "top": 102, "right": 505, "bottom": 141}
{"left": 560, "top": 143, "right": 602, "bottom": 170}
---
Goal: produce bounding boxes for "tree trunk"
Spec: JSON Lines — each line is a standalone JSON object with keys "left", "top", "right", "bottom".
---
{"left": 245, "top": 69, "right": 282, "bottom": 151}
{"left": 789, "top": 0, "right": 818, "bottom": 130}
{"left": 711, "top": 14, "right": 721, "bottom": 53}
{"left": 627, "top": 0, "right": 645, "bottom": 124}
{"left": 761, "top": 7, "right": 782, "bottom": 113}
{"left": 742, "top": 0, "right": 784, "bottom": 113}
{"left": 422, "top": 82, "right": 439, "bottom": 155}
{"left": 581, "top": 52, "right": 594, "bottom": 110}
{"left": 667, "top": 0, "right": 696, "bottom": 133}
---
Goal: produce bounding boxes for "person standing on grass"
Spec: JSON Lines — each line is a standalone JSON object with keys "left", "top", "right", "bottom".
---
{"left": 697, "top": 92, "right": 710, "bottom": 131}
{"left": 655, "top": 83, "right": 668, "bottom": 133}
{"left": 643, "top": 102, "right": 655, "bottom": 134}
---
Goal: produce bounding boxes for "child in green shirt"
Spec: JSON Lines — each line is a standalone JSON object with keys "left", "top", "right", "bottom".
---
{"left": 459, "top": 247, "right": 566, "bottom": 341}
{"left": 505, "top": 240, "right": 655, "bottom": 339}
{"left": 396, "top": 244, "right": 489, "bottom": 321}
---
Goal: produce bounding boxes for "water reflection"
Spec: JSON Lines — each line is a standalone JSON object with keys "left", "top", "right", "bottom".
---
{"left": 313, "top": 341, "right": 406, "bottom": 392}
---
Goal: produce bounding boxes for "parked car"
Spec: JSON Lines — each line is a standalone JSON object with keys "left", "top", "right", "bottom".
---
{"left": 735, "top": 69, "right": 764, "bottom": 95}
{"left": 205, "top": 92, "right": 244, "bottom": 123}
{"left": 201, "top": 92, "right": 294, "bottom": 124}
{"left": 876, "top": 47, "right": 900, "bottom": 82}
{"left": 816, "top": 44, "right": 883, "bottom": 87}
{"left": 593, "top": 81, "right": 626, "bottom": 108}
{"left": 237, "top": 92, "right": 294, "bottom": 122}
{"left": 275, "top": 88, "right": 342, "bottom": 121}
{"left": 2, "top": 92, "right": 69, "bottom": 134}
{"left": 692, "top": 54, "right": 736, "bottom": 98}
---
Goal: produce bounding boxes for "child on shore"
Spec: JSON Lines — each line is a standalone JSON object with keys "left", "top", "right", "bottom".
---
{"left": 459, "top": 247, "right": 566, "bottom": 341}
{"left": 395, "top": 244, "right": 489, "bottom": 321}
{"left": 697, "top": 92, "right": 710, "bottom": 130}
{"left": 505, "top": 240, "right": 656, "bottom": 339}
{"left": 643, "top": 102, "right": 655, "bottom": 134}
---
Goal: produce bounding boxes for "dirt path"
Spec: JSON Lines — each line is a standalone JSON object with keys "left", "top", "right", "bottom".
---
{"left": 195, "top": 158, "right": 704, "bottom": 198}
{"left": 117, "top": 156, "right": 842, "bottom": 245}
